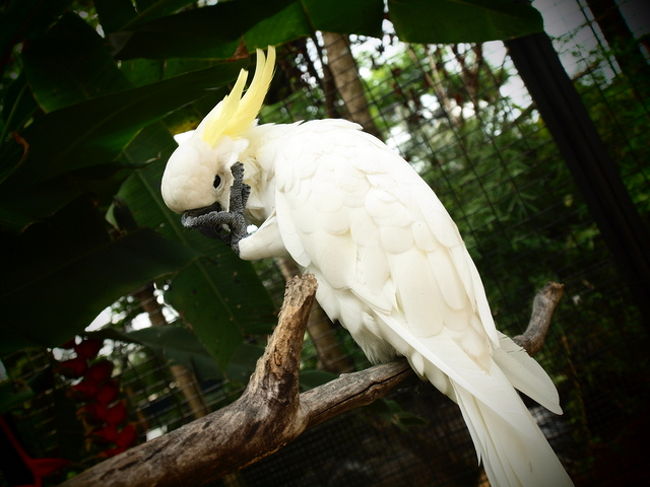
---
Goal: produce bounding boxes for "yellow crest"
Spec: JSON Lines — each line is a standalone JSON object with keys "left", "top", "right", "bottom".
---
{"left": 201, "top": 46, "right": 276, "bottom": 146}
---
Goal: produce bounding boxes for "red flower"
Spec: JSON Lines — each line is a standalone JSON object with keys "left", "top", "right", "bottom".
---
{"left": 92, "top": 424, "right": 118, "bottom": 443}
{"left": 80, "top": 402, "right": 109, "bottom": 423}
{"left": 71, "top": 379, "right": 99, "bottom": 399}
{"left": 95, "top": 380, "right": 119, "bottom": 404}
{"left": 85, "top": 360, "right": 113, "bottom": 384}
{"left": 58, "top": 357, "right": 87, "bottom": 378}
{"left": 93, "top": 423, "right": 136, "bottom": 451}
{"left": 115, "top": 424, "right": 137, "bottom": 449}
{"left": 74, "top": 339, "right": 103, "bottom": 360}
{"left": 105, "top": 401, "right": 127, "bottom": 425}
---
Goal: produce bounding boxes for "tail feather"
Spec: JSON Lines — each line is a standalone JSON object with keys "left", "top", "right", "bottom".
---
{"left": 493, "top": 333, "right": 562, "bottom": 414}
{"left": 376, "top": 315, "right": 573, "bottom": 486}
{"left": 454, "top": 381, "right": 573, "bottom": 487}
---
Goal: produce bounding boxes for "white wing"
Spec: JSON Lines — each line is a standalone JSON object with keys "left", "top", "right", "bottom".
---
{"left": 273, "top": 120, "right": 498, "bottom": 361}
{"left": 269, "top": 120, "right": 572, "bottom": 487}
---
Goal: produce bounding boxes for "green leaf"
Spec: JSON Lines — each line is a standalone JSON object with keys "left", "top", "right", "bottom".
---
{"left": 387, "top": 0, "right": 544, "bottom": 43}
{"left": 120, "top": 58, "right": 164, "bottom": 86}
{"left": 122, "top": 325, "right": 223, "bottom": 380}
{"left": 113, "top": 0, "right": 295, "bottom": 60}
{"left": 302, "top": 0, "right": 383, "bottom": 37}
{"left": 0, "top": 0, "right": 71, "bottom": 75}
{"left": 0, "top": 61, "right": 244, "bottom": 229}
{"left": 94, "top": 0, "right": 138, "bottom": 33}
{"left": 0, "top": 381, "right": 34, "bottom": 413}
{"left": 224, "top": 343, "right": 265, "bottom": 384}
{"left": 128, "top": 0, "right": 199, "bottom": 27}
{"left": 23, "top": 13, "right": 131, "bottom": 112}
{"left": 0, "top": 201, "right": 196, "bottom": 353}
{"left": 116, "top": 132, "right": 276, "bottom": 368}
{"left": 243, "top": 2, "right": 310, "bottom": 49}
{"left": 13, "top": 61, "right": 244, "bottom": 185}
{"left": 89, "top": 326, "right": 263, "bottom": 383}
{"left": 113, "top": 0, "right": 384, "bottom": 59}
{"left": 165, "top": 260, "right": 245, "bottom": 369}
{"left": 95, "top": 0, "right": 201, "bottom": 33}
{"left": 1, "top": 74, "right": 37, "bottom": 140}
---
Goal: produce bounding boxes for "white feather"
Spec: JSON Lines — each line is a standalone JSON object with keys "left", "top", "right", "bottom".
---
{"left": 493, "top": 333, "right": 562, "bottom": 414}
{"left": 224, "top": 119, "right": 572, "bottom": 487}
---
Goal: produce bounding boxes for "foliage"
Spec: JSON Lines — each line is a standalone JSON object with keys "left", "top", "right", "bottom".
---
{"left": 0, "top": 0, "right": 573, "bottom": 478}
{"left": 352, "top": 36, "right": 650, "bottom": 474}
{"left": 0, "top": 0, "right": 544, "bottom": 375}
{"left": 257, "top": 31, "right": 649, "bottom": 479}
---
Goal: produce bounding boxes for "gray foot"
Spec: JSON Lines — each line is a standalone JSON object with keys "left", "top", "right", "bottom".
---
{"left": 181, "top": 162, "right": 250, "bottom": 255}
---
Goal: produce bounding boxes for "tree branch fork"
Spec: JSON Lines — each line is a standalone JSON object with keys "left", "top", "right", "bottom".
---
{"left": 60, "top": 277, "right": 563, "bottom": 487}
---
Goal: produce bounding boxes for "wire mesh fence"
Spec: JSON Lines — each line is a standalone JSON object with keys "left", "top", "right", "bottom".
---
{"left": 1, "top": 0, "right": 648, "bottom": 485}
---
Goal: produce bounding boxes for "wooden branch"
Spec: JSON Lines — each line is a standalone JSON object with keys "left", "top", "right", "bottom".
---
{"left": 302, "top": 360, "right": 411, "bottom": 428}
{"left": 60, "top": 279, "right": 562, "bottom": 487}
{"left": 60, "top": 275, "right": 316, "bottom": 487}
{"left": 513, "top": 282, "right": 564, "bottom": 355}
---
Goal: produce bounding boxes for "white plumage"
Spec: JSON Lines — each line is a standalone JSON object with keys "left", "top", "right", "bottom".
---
{"left": 160, "top": 48, "right": 573, "bottom": 487}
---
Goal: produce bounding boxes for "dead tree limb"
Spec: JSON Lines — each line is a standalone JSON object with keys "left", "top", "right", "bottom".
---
{"left": 60, "top": 277, "right": 562, "bottom": 487}
{"left": 513, "top": 281, "right": 564, "bottom": 355}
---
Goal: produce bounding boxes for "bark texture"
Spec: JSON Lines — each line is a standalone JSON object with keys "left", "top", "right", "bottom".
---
{"left": 322, "top": 32, "right": 382, "bottom": 139}
{"left": 60, "top": 277, "right": 561, "bottom": 487}
{"left": 513, "top": 281, "right": 564, "bottom": 354}
{"left": 133, "top": 284, "right": 209, "bottom": 419}
{"left": 275, "top": 257, "right": 355, "bottom": 373}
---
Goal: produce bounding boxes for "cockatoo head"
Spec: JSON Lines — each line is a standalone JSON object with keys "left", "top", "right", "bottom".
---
{"left": 161, "top": 46, "right": 275, "bottom": 214}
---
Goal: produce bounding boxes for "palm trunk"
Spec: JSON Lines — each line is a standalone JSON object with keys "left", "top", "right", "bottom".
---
{"left": 322, "top": 32, "right": 383, "bottom": 139}
{"left": 584, "top": 0, "right": 650, "bottom": 99}
{"left": 133, "top": 284, "right": 209, "bottom": 419}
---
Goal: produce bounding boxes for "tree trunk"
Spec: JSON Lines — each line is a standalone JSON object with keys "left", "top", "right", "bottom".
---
{"left": 133, "top": 284, "right": 209, "bottom": 419}
{"left": 585, "top": 0, "right": 650, "bottom": 99}
{"left": 322, "top": 32, "right": 383, "bottom": 139}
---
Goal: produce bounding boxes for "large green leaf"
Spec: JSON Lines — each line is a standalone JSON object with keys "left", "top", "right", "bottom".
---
{"left": 23, "top": 13, "right": 131, "bottom": 112}
{"left": 387, "top": 0, "right": 544, "bottom": 43}
{"left": 243, "top": 2, "right": 310, "bottom": 50}
{"left": 129, "top": 326, "right": 222, "bottom": 378}
{"left": 11, "top": 61, "right": 244, "bottom": 186}
{"left": 96, "top": 0, "right": 198, "bottom": 32}
{"left": 92, "top": 325, "right": 223, "bottom": 379}
{"left": 116, "top": 127, "right": 276, "bottom": 368}
{"left": 113, "top": 0, "right": 294, "bottom": 60}
{"left": 112, "top": 0, "right": 384, "bottom": 59}
{"left": 127, "top": 0, "right": 197, "bottom": 26}
{"left": 94, "top": 0, "right": 138, "bottom": 33}
{"left": 0, "top": 381, "right": 34, "bottom": 413}
{"left": 0, "top": 0, "right": 71, "bottom": 76}
{"left": 302, "top": 0, "right": 383, "bottom": 37}
{"left": 1, "top": 74, "right": 37, "bottom": 142}
{"left": 244, "top": 0, "right": 384, "bottom": 49}
{"left": 0, "top": 61, "right": 244, "bottom": 231}
{"left": 118, "top": 57, "right": 229, "bottom": 133}
{"left": 0, "top": 200, "right": 196, "bottom": 353}
{"left": 90, "top": 326, "right": 264, "bottom": 383}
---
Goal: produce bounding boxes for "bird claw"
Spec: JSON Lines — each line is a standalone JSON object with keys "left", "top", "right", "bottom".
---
{"left": 181, "top": 162, "right": 250, "bottom": 255}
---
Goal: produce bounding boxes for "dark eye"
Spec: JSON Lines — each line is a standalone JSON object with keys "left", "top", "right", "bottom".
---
{"left": 213, "top": 175, "right": 222, "bottom": 189}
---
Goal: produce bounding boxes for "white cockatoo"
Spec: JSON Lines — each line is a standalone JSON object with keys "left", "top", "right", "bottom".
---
{"left": 161, "top": 47, "right": 573, "bottom": 487}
